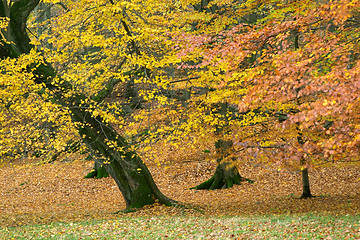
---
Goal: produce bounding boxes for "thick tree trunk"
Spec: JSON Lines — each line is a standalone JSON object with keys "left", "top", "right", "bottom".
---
{"left": 105, "top": 154, "right": 170, "bottom": 209}
{"left": 192, "top": 139, "right": 252, "bottom": 190}
{"left": 193, "top": 102, "right": 252, "bottom": 190}
{"left": 191, "top": 159, "right": 245, "bottom": 190}
{"left": 69, "top": 103, "right": 175, "bottom": 210}
{"left": 2, "top": 0, "right": 175, "bottom": 210}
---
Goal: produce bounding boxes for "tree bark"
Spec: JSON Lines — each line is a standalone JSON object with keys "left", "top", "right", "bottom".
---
{"left": 193, "top": 102, "right": 252, "bottom": 190}
{"left": 85, "top": 160, "right": 110, "bottom": 179}
{"left": 300, "top": 168, "right": 313, "bottom": 199}
{"left": 2, "top": 0, "right": 175, "bottom": 210}
{"left": 192, "top": 139, "right": 253, "bottom": 190}
{"left": 63, "top": 94, "right": 175, "bottom": 210}
{"left": 296, "top": 138, "right": 314, "bottom": 199}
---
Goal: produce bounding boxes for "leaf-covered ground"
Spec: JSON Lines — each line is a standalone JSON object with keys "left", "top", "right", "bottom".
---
{"left": 0, "top": 159, "right": 359, "bottom": 229}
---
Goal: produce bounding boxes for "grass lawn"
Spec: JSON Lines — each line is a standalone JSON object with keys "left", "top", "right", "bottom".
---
{"left": 1, "top": 214, "right": 359, "bottom": 239}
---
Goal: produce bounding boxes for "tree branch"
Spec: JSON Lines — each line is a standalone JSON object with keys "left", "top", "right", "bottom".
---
{"left": 9, "top": 0, "right": 40, "bottom": 55}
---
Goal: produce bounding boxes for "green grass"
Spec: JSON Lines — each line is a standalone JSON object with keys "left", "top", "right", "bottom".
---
{"left": 1, "top": 214, "right": 359, "bottom": 239}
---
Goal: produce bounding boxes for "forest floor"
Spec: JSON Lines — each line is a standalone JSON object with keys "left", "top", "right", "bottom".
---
{"left": 0, "top": 158, "right": 359, "bottom": 229}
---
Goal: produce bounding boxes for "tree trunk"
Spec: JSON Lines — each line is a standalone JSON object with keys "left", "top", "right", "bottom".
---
{"left": 85, "top": 160, "right": 109, "bottom": 179}
{"left": 297, "top": 132, "right": 314, "bottom": 199}
{"left": 68, "top": 96, "right": 175, "bottom": 210}
{"left": 300, "top": 168, "right": 313, "bottom": 199}
{"left": 192, "top": 139, "right": 252, "bottom": 190}
{"left": 2, "top": 0, "right": 175, "bottom": 211}
{"left": 294, "top": 29, "right": 314, "bottom": 199}
{"left": 191, "top": 159, "right": 245, "bottom": 190}
{"left": 193, "top": 102, "right": 252, "bottom": 190}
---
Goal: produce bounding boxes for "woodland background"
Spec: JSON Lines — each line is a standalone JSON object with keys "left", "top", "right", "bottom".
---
{"left": 0, "top": 0, "right": 360, "bottom": 237}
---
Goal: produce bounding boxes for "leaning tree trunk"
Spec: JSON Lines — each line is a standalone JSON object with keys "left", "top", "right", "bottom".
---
{"left": 192, "top": 139, "right": 252, "bottom": 190}
{"left": 71, "top": 105, "right": 175, "bottom": 209}
{"left": 2, "top": 0, "right": 175, "bottom": 210}
{"left": 85, "top": 77, "right": 141, "bottom": 180}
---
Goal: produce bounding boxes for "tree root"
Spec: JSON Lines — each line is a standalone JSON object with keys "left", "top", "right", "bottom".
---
{"left": 191, "top": 165, "right": 253, "bottom": 190}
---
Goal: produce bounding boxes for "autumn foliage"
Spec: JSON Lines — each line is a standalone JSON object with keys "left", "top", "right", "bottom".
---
{"left": 1, "top": 0, "right": 359, "bottom": 212}
{"left": 173, "top": 0, "right": 360, "bottom": 172}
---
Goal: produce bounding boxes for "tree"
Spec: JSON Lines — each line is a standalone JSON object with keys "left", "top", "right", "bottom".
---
{"left": 175, "top": 0, "right": 360, "bottom": 196}
{"left": 2, "top": 0, "right": 358, "bottom": 209}
{"left": 157, "top": 0, "right": 261, "bottom": 190}
{"left": 0, "top": 0, "right": 176, "bottom": 210}
{"left": 190, "top": 102, "right": 253, "bottom": 190}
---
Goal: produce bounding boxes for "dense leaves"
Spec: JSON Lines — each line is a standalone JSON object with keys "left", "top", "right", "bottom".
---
{"left": 172, "top": 0, "right": 360, "bottom": 173}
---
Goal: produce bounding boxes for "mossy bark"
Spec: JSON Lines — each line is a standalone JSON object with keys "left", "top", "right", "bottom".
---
{"left": 192, "top": 102, "right": 252, "bottom": 190}
{"left": 85, "top": 160, "right": 109, "bottom": 179}
{"left": 192, "top": 139, "right": 253, "bottom": 190}
{"left": 69, "top": 104, "right": 175, "bottom": 210}
{"left": 191, "top": 160, "right": 247, "bottom": 190}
